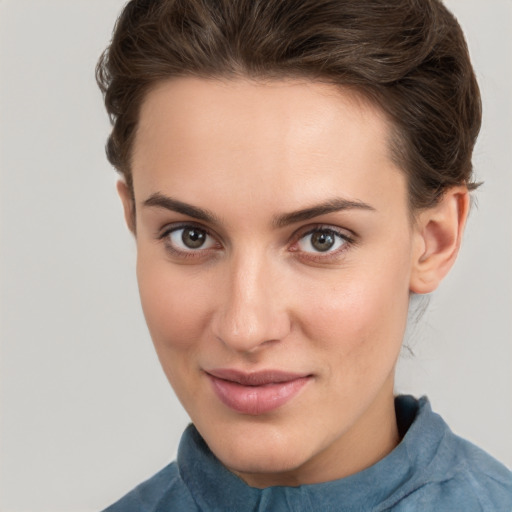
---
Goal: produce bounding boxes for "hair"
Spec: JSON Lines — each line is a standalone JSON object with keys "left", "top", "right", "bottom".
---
{"left": 96, "top": 0, "right": 482, "bottom": 210}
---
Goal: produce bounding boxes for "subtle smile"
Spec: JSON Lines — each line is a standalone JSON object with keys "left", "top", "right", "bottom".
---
{"left": 205, "top": 369, "right": 313, "bottom": 415}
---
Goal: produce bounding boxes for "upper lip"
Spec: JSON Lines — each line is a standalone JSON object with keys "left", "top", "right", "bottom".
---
{"left": 205, "top": 368, "right": 311, "bottom": 386}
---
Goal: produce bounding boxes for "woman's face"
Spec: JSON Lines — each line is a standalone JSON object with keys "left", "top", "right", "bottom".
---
{"left": 127, "top": 78, "right": 419, "bottom": 487}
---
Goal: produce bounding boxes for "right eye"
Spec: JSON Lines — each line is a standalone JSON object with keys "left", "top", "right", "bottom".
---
{"left": 162, "top": 225, "right": 219, "bottom": 254}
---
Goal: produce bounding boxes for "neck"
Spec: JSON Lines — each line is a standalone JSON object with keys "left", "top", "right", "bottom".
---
{"left": 237, "top": 377, "right": 399, "bottom": 488}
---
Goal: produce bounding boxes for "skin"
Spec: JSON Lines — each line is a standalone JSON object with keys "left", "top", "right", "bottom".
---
{"left": 118, "top": 77, "right": 469, "bottom": 488}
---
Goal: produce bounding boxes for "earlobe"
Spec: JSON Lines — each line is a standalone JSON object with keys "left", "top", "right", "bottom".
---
{"left": 409, "top": 187, "right": 470, "bottom": 294}
{"left": 116, "top": 180, "right": 136, "bottom": 234}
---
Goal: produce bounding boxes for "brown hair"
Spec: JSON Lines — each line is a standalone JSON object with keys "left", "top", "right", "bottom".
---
{"left": 96, "top": 0, "right": 481, "bottom": 210}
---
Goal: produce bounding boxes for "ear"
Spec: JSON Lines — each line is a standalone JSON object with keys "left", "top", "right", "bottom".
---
{"left": 409, "top": 186, "right": 470, "bottom": 294}
{"left": 116, "top": 180, "right": 136, "bottom": 234}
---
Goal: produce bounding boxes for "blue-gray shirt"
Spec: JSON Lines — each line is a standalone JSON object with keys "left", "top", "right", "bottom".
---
{"left": 103, "top": 396, "right": 512, "bottom": 511}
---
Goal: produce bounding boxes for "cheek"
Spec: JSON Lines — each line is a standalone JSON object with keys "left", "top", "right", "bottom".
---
{"left": 136, "top": 254, "right": 212, "bottom": 353}
{"left": 295, "top": 256, "right": 411, "bottom": 375}
{"left": 136, "top": 255, "right": 218, "bottom": 406}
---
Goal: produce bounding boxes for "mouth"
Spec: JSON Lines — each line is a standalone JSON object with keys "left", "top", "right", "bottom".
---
{"left": 205, "top": 369, "right": 312, "bottom": 415}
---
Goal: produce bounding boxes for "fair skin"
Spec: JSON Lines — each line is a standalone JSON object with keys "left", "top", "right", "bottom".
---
{"left": 118, "top": 77, "right": 468, "bottom": 488}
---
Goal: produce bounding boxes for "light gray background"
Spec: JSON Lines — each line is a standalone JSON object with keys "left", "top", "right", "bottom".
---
{"left": 0, "top": 1, "right": 510, "bottom": 511}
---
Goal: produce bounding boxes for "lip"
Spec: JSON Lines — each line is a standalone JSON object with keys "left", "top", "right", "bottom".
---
{"left": 205, "top": 369, "right": 312, "bottom": 415}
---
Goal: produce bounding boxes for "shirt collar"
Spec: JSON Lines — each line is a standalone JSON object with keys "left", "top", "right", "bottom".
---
{"left": 177, "top": 396, "right": 448, "bottom": 511}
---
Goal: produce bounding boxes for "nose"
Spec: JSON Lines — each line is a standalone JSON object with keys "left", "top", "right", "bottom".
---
{"left": 211, "top": 249, "right": 291, "bottom": 354}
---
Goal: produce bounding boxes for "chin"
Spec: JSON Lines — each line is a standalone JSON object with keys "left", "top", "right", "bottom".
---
{"left": 227, "top": 444, "right": 305, "bottom": 474}
{"left": 199, "top": 418, "right": 312, "bottom": 480}
{"left": 220, "top": 448, "right": 310, "bottom": 488}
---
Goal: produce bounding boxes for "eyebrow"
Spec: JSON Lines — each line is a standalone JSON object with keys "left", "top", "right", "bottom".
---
{"left": 272, "top": 198, "right": 376, "bottom": 228}
{"left": 142, "top": 192, "right": 375, "bottom": 228}
{"left": 142, "top": 193, "right": 221, "bottom": 225}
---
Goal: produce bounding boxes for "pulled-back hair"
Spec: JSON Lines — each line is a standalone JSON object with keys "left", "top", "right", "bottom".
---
{"left": 96, "top": 0, "right": 481, "bottom": 210}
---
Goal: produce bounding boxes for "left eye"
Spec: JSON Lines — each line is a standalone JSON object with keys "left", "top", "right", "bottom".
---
{"left": 297, "top": 228, "right": 347, "bottom": 253}
{"left": 167, "top": 226, "right": 217, "bottom": 251}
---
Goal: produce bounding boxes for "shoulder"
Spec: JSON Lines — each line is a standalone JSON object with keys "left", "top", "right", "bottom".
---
{"left": 439, "top": 435, "right": 512, "bottom": 510}
{"left": 101, "top": 461, "right": 198, "bottom": 512}
{"left": 388, "top": 397, "right": 512, "bottom": 511}
{"left": 391, "top": 448, "right": 512, "bottom": 511}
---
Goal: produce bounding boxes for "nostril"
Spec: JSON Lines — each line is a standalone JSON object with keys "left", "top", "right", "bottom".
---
{"left": 214, "top": 333, "right": 268, "bottom": 354}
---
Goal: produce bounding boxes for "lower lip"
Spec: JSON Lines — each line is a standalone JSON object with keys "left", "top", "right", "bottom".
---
{"left": 207, "top": 374, "right": 311, "bottom": 415}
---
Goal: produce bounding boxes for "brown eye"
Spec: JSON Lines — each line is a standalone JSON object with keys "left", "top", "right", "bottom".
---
{"left": 165, "top": 226, "right": 217, "bottom": 252}
{"left": 297, "top": 228, "right": 347, "bottom": 254}
{"left": 310, "top": 230, "right": 336, "bottom": 252}
{"left": 182, "top": 227, "right": 207, "bottom": 248}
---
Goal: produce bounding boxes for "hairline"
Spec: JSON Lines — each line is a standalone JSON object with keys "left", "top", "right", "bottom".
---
{"left": 126, "top": 73, "right": 415, "bottom": 213}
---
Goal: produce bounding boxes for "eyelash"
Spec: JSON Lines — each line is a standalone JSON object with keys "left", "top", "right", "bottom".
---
{"left": 290, "top": 226, "right": 355, "bottom": 263}
{"left": 158, "top": 222, "right": 220, "bottom": 260}
{"left": 157, "top": 223, "right": 356, "bottom": 262}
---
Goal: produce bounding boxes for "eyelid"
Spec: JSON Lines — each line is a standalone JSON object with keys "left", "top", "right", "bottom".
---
{"left": 290, "top": 223, "right": 356, "bottom": 245}
{"left": 288, "top": 224, "right": 357, "bottom": 261}
{"left": 157, "top": 222, "right": 223, "bottom": 257}
{"left": 156, "top": 221, "right": 356, "bottom": 261}
{"left": 157, "top": 221, "right": 212, "bottom": 239}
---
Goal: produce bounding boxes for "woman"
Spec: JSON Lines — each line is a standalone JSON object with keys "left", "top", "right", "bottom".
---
{"left": 97, "top": 0, "right": 512, "bottom": 510}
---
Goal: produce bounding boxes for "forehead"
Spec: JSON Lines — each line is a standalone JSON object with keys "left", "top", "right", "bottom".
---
{"left": 131, "top": 77, "right": 405, "bottom": 216}
{"left": 134, "top": 77, "right": 391, "bottom": 159}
